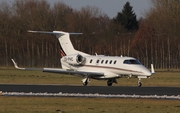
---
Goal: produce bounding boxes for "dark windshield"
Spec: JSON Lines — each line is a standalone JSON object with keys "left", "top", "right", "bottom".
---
{"left": 123, "top": 59, "right": 141, "bottom": 65}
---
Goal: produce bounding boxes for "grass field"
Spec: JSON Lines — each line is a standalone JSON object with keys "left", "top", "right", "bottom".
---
{"left": 0, "top": 67, "right": 180, "bottom": 113}
{"left": 0, "top": 97, "right": 180, "bottom": 113}
{"left": 0, "top": 67, "right": 180, "bottom": 86}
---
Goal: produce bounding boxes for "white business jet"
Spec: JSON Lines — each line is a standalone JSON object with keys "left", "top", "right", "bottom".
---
{"left": 12, "top": 30, "right": 155, "bottom": 87}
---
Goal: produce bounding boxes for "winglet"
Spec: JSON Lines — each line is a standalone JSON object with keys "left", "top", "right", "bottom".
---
{"left": 11, "top": 59, "right": 18, "bottom": 68}
{"left": 11, "top": 59, "right": 25, "bottom": 70}
{"left": 151, "top": 64, "right": 155, "bottom": 74}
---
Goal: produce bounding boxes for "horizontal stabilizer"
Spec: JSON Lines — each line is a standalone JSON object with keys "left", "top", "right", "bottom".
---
{"left": 28, "top": 30, "right": 83, "bottom": 35}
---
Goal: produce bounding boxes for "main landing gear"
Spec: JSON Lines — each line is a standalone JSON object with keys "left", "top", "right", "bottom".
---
{"left": 138, "top": 78, "right": 142, "bottom": 87}
{"left": 107, "top": 79, "right": 117, "bottom": 86}
{"left": 82, "top": 78, "right": 89, "bottom": 86}
{"left": 82, "top": 78, "right": 142, "bottom": 87}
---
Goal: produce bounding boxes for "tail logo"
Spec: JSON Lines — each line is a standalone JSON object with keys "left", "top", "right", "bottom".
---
{"left": 60, "top": 49, "right": 66, "bottom": 57}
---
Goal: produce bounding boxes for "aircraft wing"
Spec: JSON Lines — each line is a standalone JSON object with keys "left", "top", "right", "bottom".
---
{"left": 11, "top": 59, "right": 104, "bottom": 77}
{"left": 43, "top": 68, "right": 104, "bottom": 77}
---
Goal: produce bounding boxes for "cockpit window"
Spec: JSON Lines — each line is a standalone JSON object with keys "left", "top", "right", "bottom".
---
{"left": 123, "top": 59, "right": 141, "bottom": 65}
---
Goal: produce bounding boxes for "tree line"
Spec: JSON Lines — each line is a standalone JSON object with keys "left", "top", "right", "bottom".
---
{"left": 0, "top": 0, "right": 180, "bottom": 69}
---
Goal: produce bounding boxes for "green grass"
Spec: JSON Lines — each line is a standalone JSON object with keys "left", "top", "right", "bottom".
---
{"left": 0, "top": 97, "right": 179, "bottom": 113}
{"left": 0, "top": 67, "right": 180, "bottom": 86}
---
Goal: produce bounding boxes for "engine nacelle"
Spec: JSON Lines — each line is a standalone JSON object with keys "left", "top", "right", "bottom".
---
{"left": 62, "top": 54, "right": 86, "bottom": 65}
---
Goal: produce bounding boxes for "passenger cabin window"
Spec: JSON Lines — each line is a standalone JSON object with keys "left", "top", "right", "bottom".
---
{"left": 96, "top": 60, "right": 100, "bottom": 64}
{"left": 114, "top": 60, "right": 117, "bottom": 64}
{"left": 109, "top": 60, "right": 112, "bottom": 64}
{"left": 105, "top": 60, "right": 108, "bottom": 64}
{"left": 123, "top": 59, "right": 141, "bottom": 65}
{"left": 101, "top": 60, "right": 104, "bottom": 64}
{"left": 90, "top": 59, "right": 93, "bottom": 63}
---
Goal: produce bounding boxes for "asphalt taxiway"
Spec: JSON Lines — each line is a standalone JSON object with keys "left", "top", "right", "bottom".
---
{"left": 0, "top": 84, "right": 179, "bottom": 96}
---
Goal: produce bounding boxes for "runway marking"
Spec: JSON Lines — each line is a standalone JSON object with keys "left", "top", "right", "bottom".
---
{"left": 1, "top": 92, "right": 180, "bottom": 100}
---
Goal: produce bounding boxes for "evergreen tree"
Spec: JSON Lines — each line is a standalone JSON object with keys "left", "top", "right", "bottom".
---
{"left": 113, "top": 2, "right": 138, "bottom": 31}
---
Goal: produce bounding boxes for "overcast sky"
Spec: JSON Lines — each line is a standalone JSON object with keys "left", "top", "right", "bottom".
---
{"left": 0, "top": 0, "right": 151, "bottom": 19}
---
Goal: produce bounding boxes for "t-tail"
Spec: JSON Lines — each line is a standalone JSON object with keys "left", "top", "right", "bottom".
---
{"left": 28, "top": 30, "right": 90, "bottom": 56}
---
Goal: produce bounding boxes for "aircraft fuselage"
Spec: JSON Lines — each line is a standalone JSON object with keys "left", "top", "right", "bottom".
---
{"left": 61, "top": 55, "right": 151, "bottom": 80}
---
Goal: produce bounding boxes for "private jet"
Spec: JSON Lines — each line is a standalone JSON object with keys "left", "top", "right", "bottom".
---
{"left": 12, "top": 30, "right": 155, "bottom": 87}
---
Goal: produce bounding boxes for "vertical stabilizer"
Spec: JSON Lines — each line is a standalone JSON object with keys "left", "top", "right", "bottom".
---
{"left": 28, "top": 30, "right": 90, "bottom": 56}
{"left": 53, "top": 31, "right": 76, "bottom": 55}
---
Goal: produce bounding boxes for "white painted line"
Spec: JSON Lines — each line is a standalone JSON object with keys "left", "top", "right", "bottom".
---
{"left": 1, "top": 92, "right": 180, "bottom": 100}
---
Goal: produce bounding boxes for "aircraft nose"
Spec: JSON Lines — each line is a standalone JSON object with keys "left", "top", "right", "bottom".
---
{"left": 143, "top": 70, "right": 151, "bottom": 76}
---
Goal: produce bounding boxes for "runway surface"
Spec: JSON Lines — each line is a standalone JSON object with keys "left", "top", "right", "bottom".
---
{"left": 0, "top": 84, "right": 179, "bottom": 96}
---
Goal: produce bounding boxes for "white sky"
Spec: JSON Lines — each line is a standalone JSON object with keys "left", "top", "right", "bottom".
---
{"left": 0, "top": 0, "right": 151, "bottom": 19}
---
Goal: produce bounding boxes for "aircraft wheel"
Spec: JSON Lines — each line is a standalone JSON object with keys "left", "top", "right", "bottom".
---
{"left": 138, "top": 81, "right": 142, "bottom": 87}
{"left": 107, "top": 80, "right": 113, "bottom": 86}
{"left": 83, "top": 81, "right": 88, "bottom": 86}
{"left": 82, "top": 78, "right": 89, "bottom": 86}
{"left": 107, "top": 82, "right": 112, "bottom": 86}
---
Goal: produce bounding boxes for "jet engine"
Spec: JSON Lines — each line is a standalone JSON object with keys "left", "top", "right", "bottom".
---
{"left": 63, "top": 54, "right": 86, "bottom": 65}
